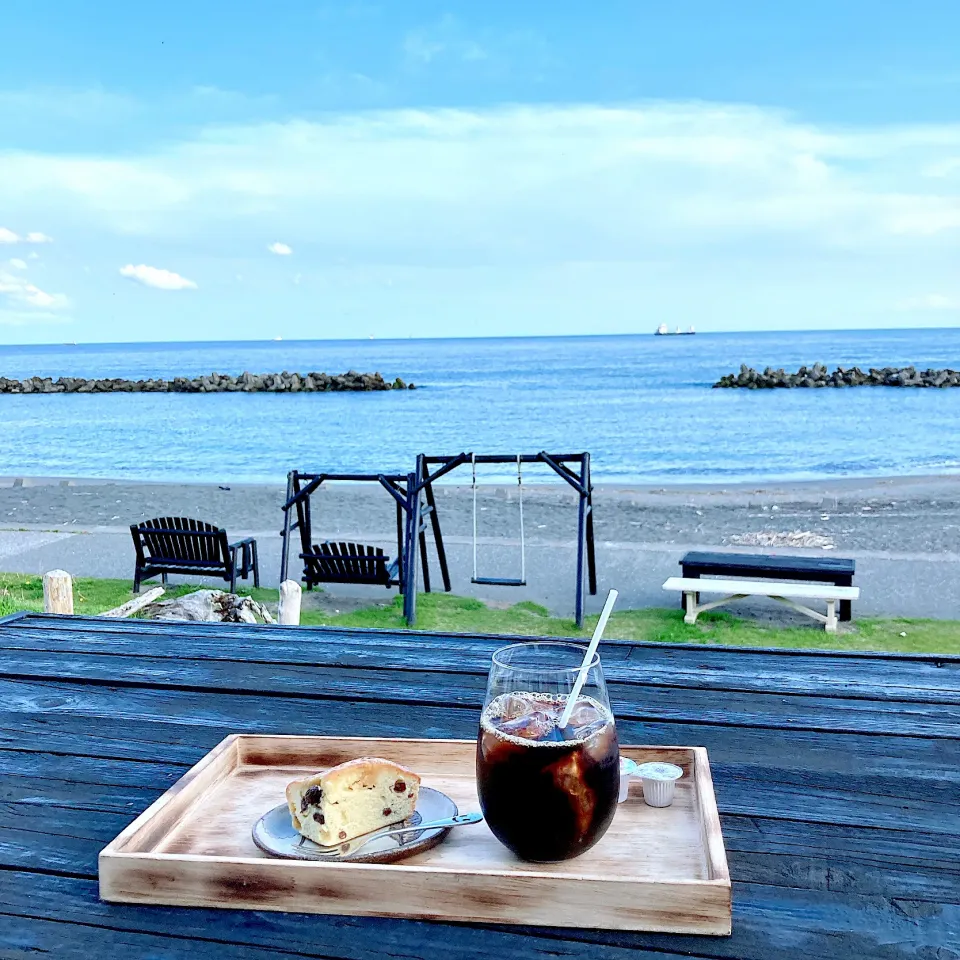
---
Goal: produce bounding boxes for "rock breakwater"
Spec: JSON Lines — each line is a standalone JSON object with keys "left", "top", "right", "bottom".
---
{"left": 0, "top": 370, "right": 415, "bottom": 394}
{"left": 714, "top": 364, "right": 960, "bottom": 389}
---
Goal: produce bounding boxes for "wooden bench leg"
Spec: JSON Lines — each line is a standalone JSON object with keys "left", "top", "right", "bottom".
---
{"left": 684, "top": 591, "right": 698, "bottom": 625}
{"left": 838, "top": 582, "right": 852, "bottom": 622}
{"left": 681, "top": 568, "right": 701, "bottom": 612}
{"left": 825, "top": 599, "right": 838, "bottom": 634}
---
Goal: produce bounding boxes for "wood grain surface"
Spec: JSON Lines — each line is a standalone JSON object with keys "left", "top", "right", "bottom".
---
{"left": 99, "top": 735, "right": 731, "bottom": 933}
{"left": 1, "top": 611, "right": 958, "bottom": 959}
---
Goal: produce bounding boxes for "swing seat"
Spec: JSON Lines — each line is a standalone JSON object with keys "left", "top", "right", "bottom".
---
{"left": 471, "top": 454, "right": 527, "bottom": 590}
{"left": 301, "top": 541, "right": 400, "bottom": 589}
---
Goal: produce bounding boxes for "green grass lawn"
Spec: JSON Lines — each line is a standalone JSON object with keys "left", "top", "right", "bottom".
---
{"left": 0, "top": 574, "right": 276, "bottom": 618}
{"left": 298, "top": 593, "right": 960, "bottom": 655}
{"left": 1, "top": 573, "right": 957, "bottom": 655}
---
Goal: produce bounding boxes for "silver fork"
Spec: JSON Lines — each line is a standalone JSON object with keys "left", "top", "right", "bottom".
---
{"left": 303, "top": 812, "right": 483, "bottom": 858}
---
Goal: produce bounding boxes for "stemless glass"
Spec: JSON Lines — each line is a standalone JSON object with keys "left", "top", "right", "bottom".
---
{"left": 476, "top": 642, "right": 620, "bottom": 863}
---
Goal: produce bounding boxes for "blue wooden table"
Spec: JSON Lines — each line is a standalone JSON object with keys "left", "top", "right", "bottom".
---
{"left": 1, "top": 611, "right": 958, "bottom": 958}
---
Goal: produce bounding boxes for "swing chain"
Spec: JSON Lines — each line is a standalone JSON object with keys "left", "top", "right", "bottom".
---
{"left": 517, "top": 454, "right": 525, "bottom": 583}
{"left": 471, "top": 453, "right": 526, "bottom": 586}
{"left": 471, "top": 453, "right": 478, "bottom": 582}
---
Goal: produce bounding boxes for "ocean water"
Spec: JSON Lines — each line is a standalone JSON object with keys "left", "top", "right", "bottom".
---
{"left": 1, "top": 329, "right": 958, "bottom": 485}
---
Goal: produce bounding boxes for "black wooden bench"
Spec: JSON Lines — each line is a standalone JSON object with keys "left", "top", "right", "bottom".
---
{"left": 300, "top": 541, "right": 400, "bottom": 589}
{"left": 130, "top": 517, "right": 259, "bottom": 594}
{"left": 679, "top": 550, "right": 856, "bottom": 621}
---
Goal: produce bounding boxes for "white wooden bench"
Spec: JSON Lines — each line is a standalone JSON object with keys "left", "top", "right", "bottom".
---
{"left": 663, "top": 576, "right": 861, "bottom": 633}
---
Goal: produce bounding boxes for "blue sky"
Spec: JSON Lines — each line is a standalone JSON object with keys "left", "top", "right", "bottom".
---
{"left": 1, "top": 1, "right": 959, "bottom": 342}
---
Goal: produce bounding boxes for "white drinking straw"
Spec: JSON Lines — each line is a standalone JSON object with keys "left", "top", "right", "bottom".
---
{"left": 558, "top": 588, "right": 619, "bottom": 729}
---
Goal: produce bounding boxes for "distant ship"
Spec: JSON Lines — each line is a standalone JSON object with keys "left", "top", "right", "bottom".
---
{"left": 655, "top": 324, "right": 695, "bottom": 336}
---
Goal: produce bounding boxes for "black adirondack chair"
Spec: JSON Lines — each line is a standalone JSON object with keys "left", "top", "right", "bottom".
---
{"left": 300, "top": 540, "right": 400, "bottom": 589}
{"left": 130, "top": 517, "right": 259, "bottom": 593}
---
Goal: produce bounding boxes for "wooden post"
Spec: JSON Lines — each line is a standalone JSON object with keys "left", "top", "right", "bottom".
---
{"left": 421, "top": 454, "right": 452, "bottom": 593}
{"left": 583, "top": 453, "right": 597, "bottom": 596}
{"left": 278, "top": 580, "right": 302, "bottom": 626}
{"left": 575, "top": 482, "right": 587, "bottom": 629}
{"left": 403, "top": 472, "right": 420, "bottom": 626}
{"left": 279, "top": 472, "right": 294, "bottom": 584}
{"left": 43, "top": 570, "right": 74, "bottom": 615}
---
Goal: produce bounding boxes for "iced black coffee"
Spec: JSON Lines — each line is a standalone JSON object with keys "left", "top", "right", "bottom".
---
{"left": 477, "top": 689, "right": 619, "bottom": 862}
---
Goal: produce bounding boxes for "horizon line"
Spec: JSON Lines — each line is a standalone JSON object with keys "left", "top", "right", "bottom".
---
{"left": 1, "top": 325, "right": 957, "bottom": 349}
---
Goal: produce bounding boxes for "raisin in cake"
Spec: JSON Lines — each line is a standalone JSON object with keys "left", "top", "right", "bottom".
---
{"left": 286, "top": 757, "right": 421, "bottom": 845}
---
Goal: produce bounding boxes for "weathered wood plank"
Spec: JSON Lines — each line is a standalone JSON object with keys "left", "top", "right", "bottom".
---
{"left": 3, "top": 648, "right": 959, "bottom": 738}
{"left": 1, "top": 870, "right": 957, "bottom": 960}
{"left": 4, "top": 673, "right": 956, "bottom": 783}
{"left": 6, "top": 732, "right": 944, "bottom": 843}
{"left": 3, "top": 758, "right": 956, "bottom": 905}
{"left": 3, "top": 624, "right": 960, "bottom": 707}
{"left": 7, "top": 611, "right": 959, "bottom": 683}
{"left": 0, "top": 913, "right": 330, "bottom": 960}
{"left": 721, "top": 817, "right": 960, "bottom": 902}
{"left": 1, "top": 680, "right": 957, "bottom": 837}
{"left": 4, "top": 673, "right": 958, "bottom": 779}
{"left": 0, "top": 748, "right": 189, "bottom": 788}
{"left": 2, "top": 615, "right": 959, "bottom": 958}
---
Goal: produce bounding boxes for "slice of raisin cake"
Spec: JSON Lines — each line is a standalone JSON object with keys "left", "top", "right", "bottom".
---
{"left": 286, "top": 757, "right": 421, "bottom": 845}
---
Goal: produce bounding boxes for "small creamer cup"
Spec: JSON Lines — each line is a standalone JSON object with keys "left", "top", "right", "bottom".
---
{"left": 635, "top": 761, "right": 683, "bottom": 807}
{"left": 618, "top": 757, "right": 638, "bottom": 802}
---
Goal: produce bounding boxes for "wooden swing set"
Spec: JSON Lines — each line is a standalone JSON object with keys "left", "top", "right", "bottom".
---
{"left": 279, "top": 451, "right": 596, "bottom": 627}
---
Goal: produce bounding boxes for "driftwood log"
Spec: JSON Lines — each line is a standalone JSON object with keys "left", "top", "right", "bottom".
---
{"left": 142, "top": 590, "right": 275, "bottom": 624}
{"left": 100, "top": 587, "right": 165, "bottom": 618}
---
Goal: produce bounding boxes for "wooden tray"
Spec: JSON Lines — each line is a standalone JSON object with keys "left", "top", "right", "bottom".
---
{"left": 99, "top": 735, "right": 731, "bottom": 934}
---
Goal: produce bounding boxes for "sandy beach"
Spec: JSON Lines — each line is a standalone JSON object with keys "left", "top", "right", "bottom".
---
{"left": 2, "top": 473, "right": 960, "bottom": 620}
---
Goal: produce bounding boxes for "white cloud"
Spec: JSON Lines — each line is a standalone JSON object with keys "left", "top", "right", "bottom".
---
{"left": 5, "top": 101, "right": 959, "bottom": 259}
{"left": 268, "top": 241, "right": 292, "bottom": 255}
{"left": 0, "top": 268, "right": 68, "bottom": 310}
{"left": 293, "top": 272, "right": 302, "bottom": 285}
{"left": 923, "top": 157, "right": 960, "bottom": 178}
{"left": 119, "top": 264, "right": 197, "bottom": 290}
{"left": 3, "top": 100, "right": 960, "bottom": 332}
{"left": 8, "top": 258, "right": 27, "bottom": 269}
{"left": 898, "top": 293, "right": 959, "bottom": 310}
{"left": 0, "top": 227, "right": 54, "bottom": 244}
{"left": 27, "top": 251, "right": 39, "bottom": 259}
